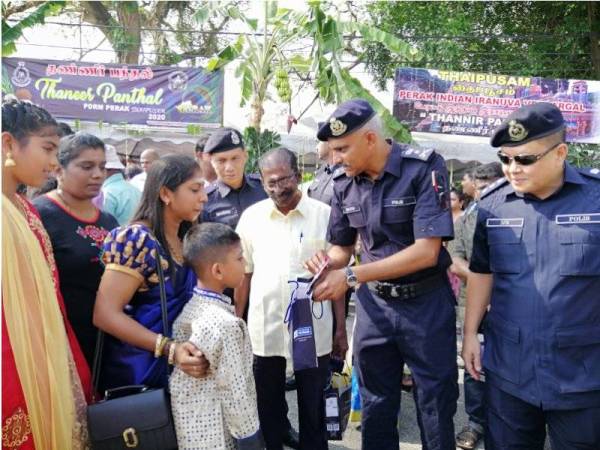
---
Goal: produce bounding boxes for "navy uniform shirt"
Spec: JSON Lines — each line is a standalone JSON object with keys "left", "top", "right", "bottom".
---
{"left": 307, "top": 163, "right": 342, "bottom": 206}
{"left": 470, "top": 164, "right": 600, "bottom": 410}
{"left": 327, "top": 141, "right": 454, "bottom": 283}
{"left": 201, "top": 174, "right": 267, "bottom": 229}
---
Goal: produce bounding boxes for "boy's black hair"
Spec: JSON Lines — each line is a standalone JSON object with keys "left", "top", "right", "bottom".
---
{"left": 183, "top": 222, "right": 241, "bottom": 273}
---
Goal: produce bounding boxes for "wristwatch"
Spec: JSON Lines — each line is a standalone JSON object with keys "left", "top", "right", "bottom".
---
{"left": 344, "top": 266, "right": 358, "bottom": 288}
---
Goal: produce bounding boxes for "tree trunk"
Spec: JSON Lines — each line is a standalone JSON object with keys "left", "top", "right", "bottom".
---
{"left": 589, "top": 1, "right": 600, "bottom": 79}
{"left": 249, "top": 95, "right": 264, "bottom": 132}
{"left": 115, "top": 2, "right": 141, "bottom": 64}
{"left": 80, "top": 1, "right": 141, "bottom": 64}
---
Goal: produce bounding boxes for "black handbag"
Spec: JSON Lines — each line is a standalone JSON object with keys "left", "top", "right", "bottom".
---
{"left": 87, "top": 252, "right": 178, "bottom": 450}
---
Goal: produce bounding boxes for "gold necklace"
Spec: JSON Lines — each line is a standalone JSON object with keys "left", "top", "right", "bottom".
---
{"left": 166, "top": 238, "right": 184, "bottom": 264}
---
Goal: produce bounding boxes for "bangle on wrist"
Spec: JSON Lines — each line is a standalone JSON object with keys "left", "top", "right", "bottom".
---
{"left": 154, "top": 333, "right": 164, "bottom": 358}
{"left": 168, "top": 342, "right": 177, "bottom": 366}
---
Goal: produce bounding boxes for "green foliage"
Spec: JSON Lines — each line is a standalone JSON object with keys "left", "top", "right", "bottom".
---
{"left": 302, "top": 172, "right": 315, "bottom": 183}
{"left": 205, "top": 2, "right": 414, "bottom": 141}
{"left": 364, "top": 1, "right": 597, "bottom": 89}
{"left": 243, "top": 127, "right": 281, "bottom": 173}
{"left": 186, "top": 124, "right": 203, "bottom": 135}
{"left": 567, "top": 144, "right": 600, "bottom": 168}
{"left": 2, "top": 1, "right": 65, "bottom": 56}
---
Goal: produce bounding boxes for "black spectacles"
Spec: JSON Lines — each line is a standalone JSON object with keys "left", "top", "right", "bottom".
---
{"left": 264, "top": 173, "right": 296, "bottom": 190}
{"left": 497, "top": 142, "right": 561, "bottom": 166}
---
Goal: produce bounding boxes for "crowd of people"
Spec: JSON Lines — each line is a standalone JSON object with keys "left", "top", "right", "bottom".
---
{"left": 2, "top": 94, "right": 599, "bottom": 450}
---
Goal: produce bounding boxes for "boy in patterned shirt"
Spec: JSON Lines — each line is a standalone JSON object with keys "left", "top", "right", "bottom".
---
{"left": 170, "top": 223, "right": 263, "bottom": 450}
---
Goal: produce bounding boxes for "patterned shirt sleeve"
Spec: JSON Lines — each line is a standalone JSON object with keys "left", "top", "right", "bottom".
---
{"left": 102, "top": 224, "right": 162, "bottom": 283}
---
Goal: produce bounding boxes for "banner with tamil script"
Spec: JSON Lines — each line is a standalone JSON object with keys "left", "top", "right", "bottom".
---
{"left": 393, "top": 68, "right": 599, "bottom": 143}
{"left": 2, "top": 57, "right": 223, "bottom": 127}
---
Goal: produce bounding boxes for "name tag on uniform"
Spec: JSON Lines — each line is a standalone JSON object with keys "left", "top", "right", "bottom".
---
{"left": 214, "top": 207, "right": 237, "bottom": 218}
{"left": 342, "top": 205, "right": 361, "bottom": 214}
{"left": 383, "top": 197, "right": 416, "bottom": 207}
{"left": 486, "top": 218, "right": 524, "bottom": 228}
{"left": 555, "top": 213, "right": 600, "bottom": 224}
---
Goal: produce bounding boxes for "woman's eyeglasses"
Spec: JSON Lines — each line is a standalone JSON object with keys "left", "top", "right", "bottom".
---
{"left": 497, "top": 142, "right": 561, "bottom": 166}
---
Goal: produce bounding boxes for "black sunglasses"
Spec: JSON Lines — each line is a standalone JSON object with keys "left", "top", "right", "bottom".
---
{"left": 497, "top": 142, "right": 561, "bottom": 166}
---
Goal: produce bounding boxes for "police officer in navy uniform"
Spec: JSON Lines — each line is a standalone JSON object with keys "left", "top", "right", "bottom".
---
{"left": 307, "top": 99, "right": 458, "bottom": 450}
{"left": 307, "top": 127, "right": 342, "bottom": 206}
{"left": 201, "top": 127, "right": 267, "bottom": 229}
{"left": 463, "top": 102, "right": 600, "bottom": 449}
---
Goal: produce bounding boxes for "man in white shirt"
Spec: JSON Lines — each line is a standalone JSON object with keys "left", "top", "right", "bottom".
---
{"left": 130, "top": 148, "right": 159, "bottom": 192}
{"left": 235, "top": 148, "right": 347, "bottom": 450}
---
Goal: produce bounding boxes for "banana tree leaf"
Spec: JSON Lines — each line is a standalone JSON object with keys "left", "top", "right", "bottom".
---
{"left": 339, "top": 21, "right": 415, "bottom": 59}
{"left": 339, "top": 70, "right": 411, "bottom": 143}
{"left": 240, "top": 65, "right": 253, "bottom": 107}
{"left": 206, "top": 35, "right": 244, "bottom": 71}
{"left": 289, "top": 54, "right": 311, "bottom": 73}
{"left": 2, "top": 1, "right": 65, "bottom": 55}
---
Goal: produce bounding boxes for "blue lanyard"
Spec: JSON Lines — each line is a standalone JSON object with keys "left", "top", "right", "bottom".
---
{"left": 193, "top": 287, "right": 231, "bottom": 305}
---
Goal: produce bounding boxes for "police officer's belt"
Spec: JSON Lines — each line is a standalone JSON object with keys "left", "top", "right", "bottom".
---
{"left": 367, "top": 274, "right": 447, "bottom": 301}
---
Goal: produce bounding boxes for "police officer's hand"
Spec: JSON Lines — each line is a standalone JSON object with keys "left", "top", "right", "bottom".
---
{"left": 462, "top": 333, "right": 482, "bottom": 381}
{"left": 176, "top": 341, "right": 210, "bottom": 378}
{"left": 304, "top": 250, "right": 330, "bottom": 275}
{"left": 312, "top": 269, "right": 348, "bottom": 302}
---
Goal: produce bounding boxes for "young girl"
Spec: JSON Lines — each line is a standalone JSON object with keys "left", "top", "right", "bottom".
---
{"left": 2, "top": 98, "right": 90, "bottom": 449}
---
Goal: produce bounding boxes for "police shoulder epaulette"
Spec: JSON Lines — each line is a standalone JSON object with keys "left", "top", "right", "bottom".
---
{"left": 205, "top": 183, "right": 218, "bottom": 195}
{"left": 402, "top": 147, "right": 434, "bottom": 162}
{"left": 332, "top": 167, "right": 346, "bottom": 180}
{"left": 579, "top": 167, "right": 600, "bottom": 180}
{"left": 480, "top": 177, "right": 509, "bottom": 199}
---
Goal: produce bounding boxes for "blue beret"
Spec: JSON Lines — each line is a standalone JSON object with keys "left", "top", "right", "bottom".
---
{"left": 490, "top": 102, "right": 565, "bottom": 148}
{"left": 317, "top": 99, "right": 376, "bottom": 141}
{"left": 204, "top": 127, "right": 244, "bottom": 154}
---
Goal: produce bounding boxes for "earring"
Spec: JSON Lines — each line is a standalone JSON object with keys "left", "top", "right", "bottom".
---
{"left": 4, "top": 152, "right": 16, "bottom": 168}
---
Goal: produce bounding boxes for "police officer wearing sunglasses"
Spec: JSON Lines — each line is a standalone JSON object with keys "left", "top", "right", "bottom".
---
{"left": 463, "top": 102, "right": 600, "bottom": 449}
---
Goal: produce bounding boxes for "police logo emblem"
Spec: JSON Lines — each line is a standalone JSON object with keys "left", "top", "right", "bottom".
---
{"left": 508, "top": 120, "right": 528, "bottom": 142}
{"left": 231, "top": 131, "right": 240, "bottom": 145}
{"left": 329, "top": 117, "right": 347, "bottom": 136}
{"left": 591, "top": 168, "right": 599, "bottom": 175}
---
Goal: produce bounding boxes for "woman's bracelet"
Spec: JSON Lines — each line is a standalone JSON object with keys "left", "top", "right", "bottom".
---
{"left": 168, "top": 341, "right": 177, "bottom": 366}
{"left": 154, "top": 333, "right": 164, "bottom": 358}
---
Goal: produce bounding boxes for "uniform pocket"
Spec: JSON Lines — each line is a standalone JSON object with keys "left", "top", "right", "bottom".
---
{"left": 381, "top": 203, "right": 414, "bottom": 224}
{"left": 558, "top": 228, "right": 600, "bottom": 276}
{"left": 483, "top": 315, "right": 521, "bottom": 384}
{"left": 555, "top": 325, "right": 600, "bottom": 393}
{"left": 487, "top": 226, "right": 523, "bottom": 274}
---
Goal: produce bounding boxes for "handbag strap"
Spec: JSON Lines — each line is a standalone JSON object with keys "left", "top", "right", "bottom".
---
{"left": 91, "top": 245, "right": 171, "bottom": 399}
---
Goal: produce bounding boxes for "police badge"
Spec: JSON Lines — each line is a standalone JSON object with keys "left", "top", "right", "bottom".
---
{"left": 329, "top": 117, "right": 347, "bottom": 137}
{"left": 508, "top": 120, "right": 528, "bottom": 142}
{"left": 231, "top": 131, "right": 240, "bottom": 145}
